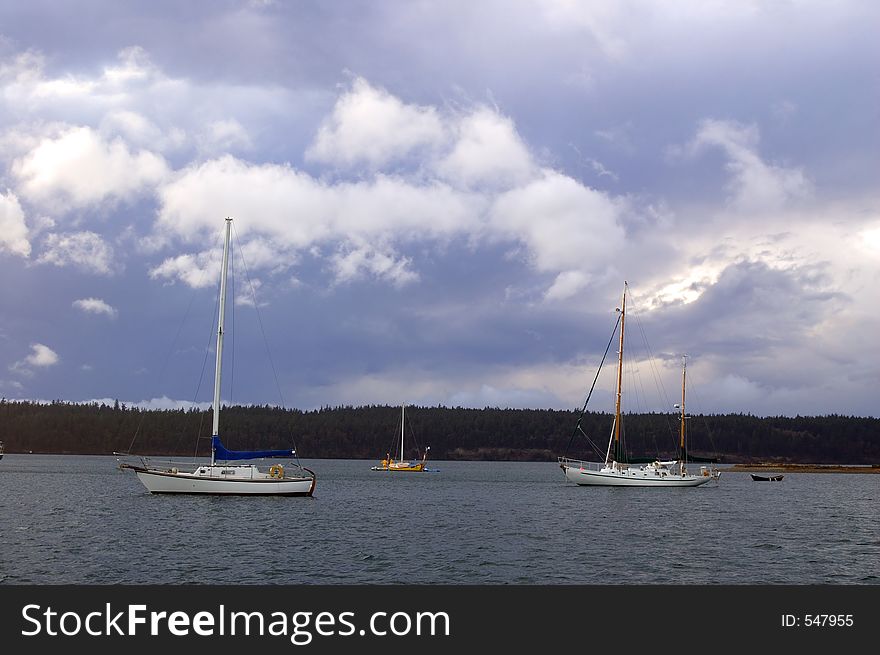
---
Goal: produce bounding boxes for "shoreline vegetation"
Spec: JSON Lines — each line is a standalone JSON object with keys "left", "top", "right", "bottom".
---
{"left": 725, "top": 463, "right": 880, "bottom": 473}
{"left": 1, "top": 399, "right": 878, "bottom": 465}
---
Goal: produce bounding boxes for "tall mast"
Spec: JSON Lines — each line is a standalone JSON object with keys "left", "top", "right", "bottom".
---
{"left": 400, "top": 404, "right": 405, "bottom": 461}
{"left": 211, "top": 218, "right": 232, "bottom": 466}
{"left": 680, "top": 355, "right": 687, "bottom": 475}
{"left": 613, "top": 282, "right": 627, "bottom": 464}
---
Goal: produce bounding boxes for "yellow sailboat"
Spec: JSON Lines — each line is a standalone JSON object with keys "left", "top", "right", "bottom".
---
{"left": 371, "top": 404, "right": 430, "bottom": 472}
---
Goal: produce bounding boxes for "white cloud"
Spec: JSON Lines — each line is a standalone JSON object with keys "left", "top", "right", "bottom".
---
{"left": 489, "top": 170, "right": 626, "bottom": 277}
{"left": 293, "top": 360, "right": 592, "bottom": 411}
{"left": 37, "top": 231, "right": 117, "bottom": 275}
{"left": 330, "top": 242, "right": 419, "bottom": 287}
{"left": 9, "top": 343, "right": 59, "bottom": 376}
{"left": 73, "top": 297, "right": 118, "bottom": 318}
{"left": 149, "top": 250, "right": 221, "bottom": 288}
{"left": 154, "top": 157, "right": 480, "bottom": 285}
{"left": 434, "top": 107, "right": 535, "bottom": 189}
{"left": 235, "top": 277, "right": 268, "bottom": 307}
{"left": 306, "top": 77, "right": 445, "bottom": 168}
{"left": 683, "top": 119, "right": 812, "bottom": 211}
{"left": 100, "top": 109, "right": 187, "bottom": 152}
{"left": 157, "top": 107, "right": 622, "bottom": 297}
{"left": 447, "top": 383, "right": 562, "bottom": 409}
{"left": 0, "top": 50, "right": 97, "bottom": 110}
{"left": 545, "top": 270, "right": 590, "bottom": 302}
{"left": 197, "top": 118, "right": 253, "bottom": 155}
{"left": 307, "top": 79, "right": 534, "bottom": 188}
{"left": 87, "top": 396, "right": 213, "bottom": 411}
{"left": 860, "top": 224, "right": 880, "bottom": 254}
{"left": 538, "top": 1, "right": 629, "bottom": 60}
{"left": 332, "top": 174, "right": 482, "bottom": 240}
{"left": 0, "top": 44, "right": 306, "bottom": 170}
{"left": 12, "top": 125, "right": 169, "bottom": 211}
{"left": 0, "top": 47, "right": 182, "bottom": 132}
{"left": 236, "top": 237, "right": 299, "bottom": 278}
{"left": 0, "top": 379, "right": 25, "bottom": 392}
{"left": 134, "top": 396, "right": 213, "bottom": 411}
{"left": 156, "top": 155, "right": 333, "bottom": 247}
{"left": 101, "top": 46, "right": 156, "bottom": 85}
{"left": 0, "top": 190, "right": 30, "bottom": 257}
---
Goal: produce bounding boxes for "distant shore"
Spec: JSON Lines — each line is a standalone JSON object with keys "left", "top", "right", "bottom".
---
{"left": 725, "top": 463, "right": 880, "bottom": 474}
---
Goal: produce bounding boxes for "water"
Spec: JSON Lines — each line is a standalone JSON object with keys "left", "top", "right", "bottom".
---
{"left": 1, "top": 455, "right": 878, "bottom": 585}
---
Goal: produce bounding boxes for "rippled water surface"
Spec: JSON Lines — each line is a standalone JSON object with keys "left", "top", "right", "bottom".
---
{"left": 1, "top": 455, "right": 877, "bottom": 584}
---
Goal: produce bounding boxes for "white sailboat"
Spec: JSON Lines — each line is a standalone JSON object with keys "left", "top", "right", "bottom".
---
{"left": 559, "top": 282, "right": 716, "bottom": 487}
{"left": 119, "top": 218, "right": 316, "bottom": 496}
{"left": 371, "top": 404, "right": 430, "bottom": 472}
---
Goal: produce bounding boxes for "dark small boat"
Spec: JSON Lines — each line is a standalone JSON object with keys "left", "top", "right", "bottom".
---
{"left": 751, "top": 473, "right": 784, "bottom": 481}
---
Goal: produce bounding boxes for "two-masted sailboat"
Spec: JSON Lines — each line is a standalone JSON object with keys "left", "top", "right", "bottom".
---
{"left": 119, "top": 218, "right": 316, "bottom": 496}
{"left": 371, "top": 404, "right": 430, "bottom": 472}
{"left": 559, "top": 282, "right": 716, "bottom": 487}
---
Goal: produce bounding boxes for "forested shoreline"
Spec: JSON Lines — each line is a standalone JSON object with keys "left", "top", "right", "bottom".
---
{"left": 1, "top": 399, "right": 878, "bottom": 464}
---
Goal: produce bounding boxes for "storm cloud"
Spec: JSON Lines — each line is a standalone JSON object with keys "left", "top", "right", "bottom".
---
{"left": 0, "top": 1, "right": 877, "bottom": 416}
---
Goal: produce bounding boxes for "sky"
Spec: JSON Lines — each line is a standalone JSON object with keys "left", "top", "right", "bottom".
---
{"left": 0, "top": 0, "right": 878, "bottom": 417}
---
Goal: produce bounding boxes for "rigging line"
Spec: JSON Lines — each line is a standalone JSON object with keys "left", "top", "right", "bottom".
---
{"left": 180, "top": 225, "right": 226, "bottom": 458}
{"left": 187, "top": 265, "right": 222, "bottom": 459}
{"left": 684, "top": 364, "right": 722, "bottom": 459}
{"left": 406, "top": 411, "right": 421, "bottom": 456}
{"left": 231, "top": 221, "right": 302, "bottom": 466}
{"left": 627, "top": 289, "right": 670, "bottom": 406}
{"left": 562, "top": 312, "right": 621, "bottom": 458}
{"left": 624, "top": 342, "right": 649, "bottom": 457}
{"left": 630, "top": 307, "right": 677, "bottom": 445}
{"left": 124, "top": 227, "right": 224, "bottom": 457}
{"left": 626, "top": 322, "right": 665, "bottom": 458}
{"left": 389, "top": 408, "right": 404, "bottom": 459}
{"left": 578, "top": 424, "right": 606, "bottom": 460}
{"left": 229, "top": 233, "right": 235, "bottom": 409}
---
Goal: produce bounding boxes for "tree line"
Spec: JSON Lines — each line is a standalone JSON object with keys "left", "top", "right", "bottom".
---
{"left": 1, "top": 399, "right": 878, "bottom": 464}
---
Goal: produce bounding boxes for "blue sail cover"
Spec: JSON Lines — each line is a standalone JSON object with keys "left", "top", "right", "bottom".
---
{"left": 211, "top": 436, "right": 295, "bottom": 461}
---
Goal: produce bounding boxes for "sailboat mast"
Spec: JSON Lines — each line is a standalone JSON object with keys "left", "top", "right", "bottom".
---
{"left": 613, "top": 282, "right": 627, "bottom": 463}
{"left": 680, "top": 356, "right": 687, "bottom": 449}
{"left": 680, "top": 355, "right": 687, "bottom": 474}
{"left": 401, "top": 404, "right": 405, "bottom": 461}
{"left": 211, "top": 218, "right": 232, "bottom": 466}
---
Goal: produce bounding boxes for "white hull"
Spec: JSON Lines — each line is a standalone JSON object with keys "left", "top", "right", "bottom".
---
{"left": 129, "top": 464, "right": 315, "bottom": 496}
{"left": 561, "top": 462, "right": 712, "bottom": 487}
